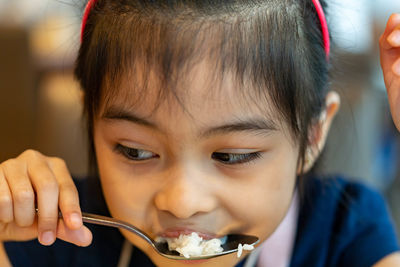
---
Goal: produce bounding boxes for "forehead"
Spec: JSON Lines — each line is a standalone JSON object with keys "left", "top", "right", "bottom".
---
{"left": 99, "top": 59, "right": 282, "bottom": 128}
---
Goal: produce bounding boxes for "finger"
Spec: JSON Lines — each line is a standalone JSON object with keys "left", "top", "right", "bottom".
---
{"left": 0, "top": 169, "right": 13, "bottom": 223}
{"left": 380, "top": 15, "right": 400, "bottom": 78}
{"left": 49, "top": 158, "right": 82, "bottom": 230}
{"left": 392, "top": 57, "right": 400, "bottom": 77}
{"left": 1, "top": 219, "right": 38, "bottom": 242}
{"left": 28, "top": 155, "right": 59, "bottom": 246}
{"left": 4, "top": 218, "right": 93, "bottom": 247}
{"left": 380, "top": 13, "right": 400, "bottom": 50}
{"left": 2, "top": 159, "right": 35, "bottom": 227}
{"left": 387, "top": 26, "right": 400, "bottom": 48}
{"left": 56, "top": 219, "right": 92, "bottom": 247}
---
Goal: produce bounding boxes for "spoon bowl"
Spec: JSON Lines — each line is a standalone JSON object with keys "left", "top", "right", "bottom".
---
{"left": 81, "top": 212, "right": 259, "bottom": 260}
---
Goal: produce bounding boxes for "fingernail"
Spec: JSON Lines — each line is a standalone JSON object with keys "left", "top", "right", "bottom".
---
{"left": 40, "top": 231, "right": 55, "bottom": 246}
{"left": 388, "top": 30, "right": 400, "bottom": 46}
{"left": 69, "top": 212, "right": 82, "bottom": 227}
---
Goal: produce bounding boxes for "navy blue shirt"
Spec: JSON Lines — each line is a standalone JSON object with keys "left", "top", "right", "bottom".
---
{"left": 4, "top": 176, "right": 399, "bottom": 266}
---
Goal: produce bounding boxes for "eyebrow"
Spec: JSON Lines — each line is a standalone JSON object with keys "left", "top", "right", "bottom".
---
{"left": 102, "top": 107, "right": 158, "bottom": 129}
{"left": 102, "top": 107, "right": 277, "bottom": 137}
{"left": 201, "top": 119, "right": 277, "bottom": 137}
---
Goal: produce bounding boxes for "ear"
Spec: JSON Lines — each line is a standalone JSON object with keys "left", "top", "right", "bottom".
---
{"left": 302, "top": 91, "right": 340, "bottom": 172}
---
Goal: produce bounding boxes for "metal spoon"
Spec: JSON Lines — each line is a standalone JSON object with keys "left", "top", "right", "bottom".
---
{"left": 81, "top": 212, "right": 259, "bottom": 260}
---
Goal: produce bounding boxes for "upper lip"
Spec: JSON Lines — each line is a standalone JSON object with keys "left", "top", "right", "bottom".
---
{"left": 157, "top": 227, "right": 219, "bottom": 240}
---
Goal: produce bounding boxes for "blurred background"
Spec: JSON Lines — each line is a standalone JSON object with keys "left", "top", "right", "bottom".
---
{"left": 0, "top": 0, "right": 399, "bottom": 239}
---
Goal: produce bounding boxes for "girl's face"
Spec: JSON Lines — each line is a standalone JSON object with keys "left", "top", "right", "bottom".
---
{"left": 93, "top": 63, "right": 301, "bottom": 267}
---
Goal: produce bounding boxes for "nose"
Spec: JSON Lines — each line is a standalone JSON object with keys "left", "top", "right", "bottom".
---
{"left": 154, "top": 167, "right": 217, "bottom": 219}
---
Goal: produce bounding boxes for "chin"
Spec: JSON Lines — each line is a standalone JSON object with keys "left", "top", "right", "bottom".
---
{"left": 151, "top": 253, "right": 241, "bottom": 267}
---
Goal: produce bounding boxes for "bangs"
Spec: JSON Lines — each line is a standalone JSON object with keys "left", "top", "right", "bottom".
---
{"left": 76, "top": 0, "right": 319, "bottom": 136}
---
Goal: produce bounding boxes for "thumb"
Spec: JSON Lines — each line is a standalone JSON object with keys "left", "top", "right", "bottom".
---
{"left": 56, "top": 219, "right": 93, "bottom": 247}
{"left": 1, "top": 219, "right": 93, "bottom": 247}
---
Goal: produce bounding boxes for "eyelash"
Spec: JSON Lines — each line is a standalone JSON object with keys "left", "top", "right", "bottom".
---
{"left": 211, "top": 152, "right": 262, "bottom": 165}
{"left": 115, "top": 144, "right": 262, "bottom": 165}
{"left": 115, "top": 144, "right": 158, "bottom": 161}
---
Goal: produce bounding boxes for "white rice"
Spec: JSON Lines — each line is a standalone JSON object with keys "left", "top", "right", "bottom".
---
{"left": 237, "top": 243, "right": 254, "bottom": 258}
{"left": 156, "top": 232, "right": 255, "bottom": 259}
{"left": 237, "top": 243, "right": 243, "bottom": 258}
{"left": 156, "top": 232, "right": 223, "bottom": 258}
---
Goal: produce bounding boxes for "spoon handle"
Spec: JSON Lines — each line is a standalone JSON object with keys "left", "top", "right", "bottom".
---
{"left": 36, "top": 208, "right": 154, "bottom": 246}
{"left": 80, "top": 212, "right": 154, "bottom": 245}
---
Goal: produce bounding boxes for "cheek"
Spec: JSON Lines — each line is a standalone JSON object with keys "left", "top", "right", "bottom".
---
{"left": 222, "top": 177, "right": 295, "bottom": 237}
{"left": 94, "top": 134, "right": 157, "bottom": 229}
{"left": 221, "top": 145, "right": 298, "bottom": 239}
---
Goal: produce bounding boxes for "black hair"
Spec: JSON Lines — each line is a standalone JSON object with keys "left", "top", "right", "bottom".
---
{"left": 75, "top": 0, "right": 330, "bottom": 183}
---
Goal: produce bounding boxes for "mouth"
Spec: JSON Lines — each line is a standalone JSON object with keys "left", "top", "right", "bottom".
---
{"left": 157, "top": 227, "right": 219, "bottom": 240}
{"left": 155, "top": 229, "right": 226, "bottom": 259}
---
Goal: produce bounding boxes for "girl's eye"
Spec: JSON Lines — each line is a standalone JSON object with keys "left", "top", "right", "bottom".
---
{"left": 115, "top": 144, "right": 158, "bottom": 161}
{"left": 211, "top": 152, "right": 262, "bottom": 165}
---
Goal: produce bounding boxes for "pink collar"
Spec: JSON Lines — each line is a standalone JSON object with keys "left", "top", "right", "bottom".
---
{"left": 257, "top": 191, "right": 299, "bottom": 266}
{"left": 244, "top": 191, "right": 299, "bottom": 267}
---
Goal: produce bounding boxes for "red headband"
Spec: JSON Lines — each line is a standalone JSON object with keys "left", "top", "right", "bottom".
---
{"left": 81, "top": 0, "right": 97, "bottom": 43}
{"left": 81, "top": 0, "right": 330, "bottom": 58}
{"left": 311, "top": 0, "right": 330, "bottom": 59}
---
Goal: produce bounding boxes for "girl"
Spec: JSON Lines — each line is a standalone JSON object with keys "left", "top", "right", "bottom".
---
{"left": 1, "top": 0, "right": 399, "bottom": 266}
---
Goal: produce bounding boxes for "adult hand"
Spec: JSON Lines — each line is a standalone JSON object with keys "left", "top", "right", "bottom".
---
{"left": 380, "top": 13, "right": 400, "bottom": 131}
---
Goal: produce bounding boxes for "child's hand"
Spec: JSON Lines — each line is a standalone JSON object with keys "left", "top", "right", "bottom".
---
{"left": 0, "top": 150, "right": 92, "bottom": 246}
{"left": 380, "top": 13, "right": 400, "bottom": 131}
